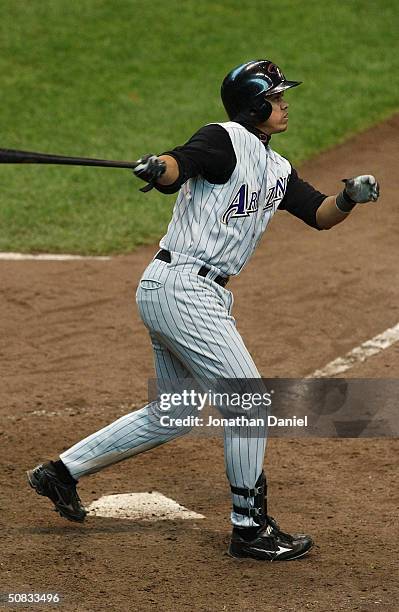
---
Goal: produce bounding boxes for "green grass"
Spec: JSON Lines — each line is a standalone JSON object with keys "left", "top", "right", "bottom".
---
{"left": 0, "top": 0, "right": 398, "bottom": 254}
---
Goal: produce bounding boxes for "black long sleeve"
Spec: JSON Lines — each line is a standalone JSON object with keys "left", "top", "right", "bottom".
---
{"left": 278, "top": 168, "right": 327, "bottom": 229}
{"left": 155, "top": 124, "right": 237, "bottom": 194}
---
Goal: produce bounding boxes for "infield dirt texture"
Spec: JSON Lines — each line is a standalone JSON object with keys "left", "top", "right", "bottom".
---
{"left": 1, "top": 115, "right": 398, "bottom": 611}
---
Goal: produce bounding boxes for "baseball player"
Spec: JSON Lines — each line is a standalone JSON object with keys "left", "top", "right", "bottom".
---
{"left": 27, "top": 60, "right": 379, "bottom": 562}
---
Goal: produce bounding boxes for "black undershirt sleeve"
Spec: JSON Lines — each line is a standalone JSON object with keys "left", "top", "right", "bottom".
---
{"left": 278, "top": 167, "right": 327, "bottom": 230}
{"left": 155, "top": 124, "right": 237, "bottom": 194}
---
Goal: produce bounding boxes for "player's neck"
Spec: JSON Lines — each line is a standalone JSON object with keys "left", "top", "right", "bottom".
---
{"left": 236, "top": 120, "right": 271, "bottom": 145}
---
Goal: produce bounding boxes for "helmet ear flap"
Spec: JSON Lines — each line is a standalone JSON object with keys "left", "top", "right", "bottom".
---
{"left": 252, "top": 97, "right": 272, "bottom": 123}
{"left": 232, "top": 97, "right": 272, "bottom": 125}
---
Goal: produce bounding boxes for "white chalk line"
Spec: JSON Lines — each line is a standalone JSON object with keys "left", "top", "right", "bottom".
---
{"left": 308, "top": 322, "right": 399, "bottom": 378}
{"left": 0, "top": 252, "right": 111, "bottom": 260}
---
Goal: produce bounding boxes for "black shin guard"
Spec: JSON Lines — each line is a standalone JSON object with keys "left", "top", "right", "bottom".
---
{"left": 231, "top": 471, "right": 267, "bottom": 530}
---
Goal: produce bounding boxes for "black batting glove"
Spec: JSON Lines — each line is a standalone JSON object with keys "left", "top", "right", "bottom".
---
{"left": 336, "top": 175, "right": 380, "bottom": 212}
{"left": 133, "top": 154, "right": 166, "bottom": 193}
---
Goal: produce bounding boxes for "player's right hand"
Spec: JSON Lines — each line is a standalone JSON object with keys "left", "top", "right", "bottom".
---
{"left": 133, "top": 154, "right": 166, "bottom": 192}
{"left": 343, "top": 175, "right": 380, "bottom": 203}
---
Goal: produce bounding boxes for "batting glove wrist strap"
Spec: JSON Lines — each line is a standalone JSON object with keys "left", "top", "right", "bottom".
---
{"left": 336, "top": 189, "right": 357, "bottom": 213}
{"left": 133, "top": 154, "right": 167, "bottom": 193}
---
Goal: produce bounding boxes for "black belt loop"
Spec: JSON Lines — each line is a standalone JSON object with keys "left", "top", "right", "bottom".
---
{"left": 155, "top": 250, "right": 229, "bottom": 287}
{"left": 155, "top": 249, "right": 171, "bottom": 263}
{"left": 198, "top": 265, "right": 210, "bottom": 279}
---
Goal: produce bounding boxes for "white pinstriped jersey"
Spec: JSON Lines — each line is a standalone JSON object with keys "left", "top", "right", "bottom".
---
{"left": 159, "top": 121, "right": 292, "bottom": 276}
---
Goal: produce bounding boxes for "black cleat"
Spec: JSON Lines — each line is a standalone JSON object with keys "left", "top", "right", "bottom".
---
{"left": 27, "top": 462, "right": 87, "bottom": 523}
{"left": 228, "top": 516, "right": 313, "bottom": 562}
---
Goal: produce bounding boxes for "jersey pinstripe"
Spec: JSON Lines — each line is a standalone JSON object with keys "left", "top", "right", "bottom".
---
{"left": 160, "top": 121, "right": 292, "bottom": 276}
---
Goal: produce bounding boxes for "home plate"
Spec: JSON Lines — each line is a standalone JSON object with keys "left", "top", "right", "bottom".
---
{"left": 87, "top": 492, "right": 205, "bottom": 521}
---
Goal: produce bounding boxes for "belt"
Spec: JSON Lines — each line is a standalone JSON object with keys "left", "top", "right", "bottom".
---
{"left": 155, "top": 249, "right": 229, "bottom": 287}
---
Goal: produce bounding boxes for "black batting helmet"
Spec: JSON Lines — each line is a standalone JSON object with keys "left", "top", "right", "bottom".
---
{"left": 221, "top": 59, "right": 301, "bottom": 124}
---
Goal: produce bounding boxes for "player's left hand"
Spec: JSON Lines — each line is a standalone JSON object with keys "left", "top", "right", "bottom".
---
{"left": 342, "top": 175, "right": 380, "bottom": 203}
{"left": 133, "top": 154, "right": 167, "bottom": 192}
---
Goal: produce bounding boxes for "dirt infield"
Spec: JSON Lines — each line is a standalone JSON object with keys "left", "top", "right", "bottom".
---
{"left": 1, "top": 115, "right": 398, "bottom": 612}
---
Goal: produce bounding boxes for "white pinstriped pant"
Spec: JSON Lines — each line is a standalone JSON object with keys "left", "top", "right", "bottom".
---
{"left": 60, "top": 254, "right": 267, "bottom": 526}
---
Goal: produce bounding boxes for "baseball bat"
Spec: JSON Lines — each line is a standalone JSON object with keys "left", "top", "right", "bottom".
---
{"left": 0, "top": 148, "right": 139, "bottom": 169}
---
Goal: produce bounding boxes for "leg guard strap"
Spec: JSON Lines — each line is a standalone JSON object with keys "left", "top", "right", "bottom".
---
{"left": 232, "top": 504, "right": 264, "bottom": 518}
{"left": 230, "top": 484, "right": 263, "bottom": 498}
{"left": 230, "top": 471, "right": 267, "bottom": 526}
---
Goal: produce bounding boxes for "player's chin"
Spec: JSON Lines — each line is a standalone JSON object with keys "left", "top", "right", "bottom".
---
{"left": 272, "top": 123, "right": 288, "bottom": 134}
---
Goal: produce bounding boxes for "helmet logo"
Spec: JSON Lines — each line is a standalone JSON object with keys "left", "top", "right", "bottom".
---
{"left": 266, "top": 62, "right": 283, "bottom": 80}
